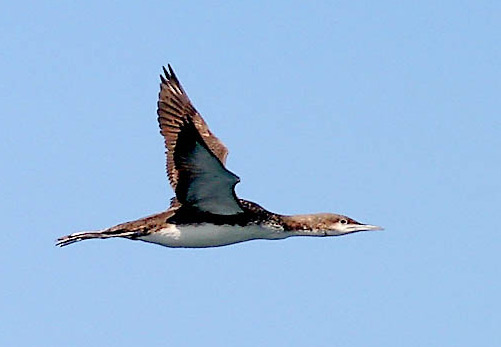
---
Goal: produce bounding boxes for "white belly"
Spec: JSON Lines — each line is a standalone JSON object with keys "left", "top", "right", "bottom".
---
{"left": 138, "top": 223, "right": 287, "bottom": 248}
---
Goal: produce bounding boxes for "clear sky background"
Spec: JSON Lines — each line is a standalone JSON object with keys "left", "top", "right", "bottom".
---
{"left": 1, "top": 1, "right": 500, "bottom": 346}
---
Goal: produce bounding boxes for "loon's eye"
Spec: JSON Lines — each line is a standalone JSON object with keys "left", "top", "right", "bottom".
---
{"left": 340, "top": 219, "right": 348, "bottom": 225}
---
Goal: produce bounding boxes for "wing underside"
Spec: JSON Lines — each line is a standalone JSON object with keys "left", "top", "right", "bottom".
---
{"left": 157, "top": 65, "right": 243, "bottom": 215}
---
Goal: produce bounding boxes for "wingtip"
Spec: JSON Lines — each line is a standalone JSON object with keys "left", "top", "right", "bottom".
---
{"left": 160, "top": 73, "right": 167, "bottom": 84}
{"left": 162, "top": 65, "right": 169, "bottom": 78}
{"left": 168, "top": 64, "right": 175, "bottom": 76}
{"left": 160, "top": 64, "right": 179, "bottom": 84}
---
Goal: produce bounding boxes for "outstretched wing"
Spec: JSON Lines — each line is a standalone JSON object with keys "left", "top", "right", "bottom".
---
{"left": 173, "top": 118, "right": 243, "bottom": 215}
{"left": 157, "top": 65, "right": 243, "bottom": 215}
{"left": 157, "top": 65, "right": 229, "bottom": 192}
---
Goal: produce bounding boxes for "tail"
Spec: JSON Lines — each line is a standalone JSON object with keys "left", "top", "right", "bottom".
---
{"left": 56, "top": 228, "right": 141, "bottom": 247}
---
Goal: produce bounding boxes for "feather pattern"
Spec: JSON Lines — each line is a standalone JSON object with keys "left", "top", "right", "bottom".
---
{"left": 157, "top": 65, "right": 229, "bottom": 193}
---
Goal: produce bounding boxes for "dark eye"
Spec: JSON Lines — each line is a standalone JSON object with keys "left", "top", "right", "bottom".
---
{"left": 340, "top": 219, "right": 347, "bottom": 224}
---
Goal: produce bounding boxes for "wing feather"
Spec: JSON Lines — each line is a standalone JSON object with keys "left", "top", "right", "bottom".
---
{"left": 173, "top": 118, "right": 243, "bottom": 215}
{"left": 157, "top": 65, "right": 229, "bottom": 191}
{"left": 157, "top": 65, "right": 241, "bottom": 214}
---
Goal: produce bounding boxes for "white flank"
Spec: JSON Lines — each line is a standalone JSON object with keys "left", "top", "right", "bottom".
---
{"left": 138, "top": 223, "right": 287, "bottom": 248}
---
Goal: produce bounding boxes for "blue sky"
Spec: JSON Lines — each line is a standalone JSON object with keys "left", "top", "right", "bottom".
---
{"left": 1, "top": 1, "right": 500, "bottom": 346}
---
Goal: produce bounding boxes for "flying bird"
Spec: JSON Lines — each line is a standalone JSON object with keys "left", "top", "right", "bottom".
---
{"left": 57, "top": 65, "right": 382, "bottom": 248}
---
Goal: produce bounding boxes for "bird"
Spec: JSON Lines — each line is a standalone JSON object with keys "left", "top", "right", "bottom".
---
{"left": 56, "top": 65, "right": 382, "bottom": 249}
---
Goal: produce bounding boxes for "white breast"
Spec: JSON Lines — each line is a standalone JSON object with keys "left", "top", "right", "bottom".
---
{"left": 138, "top": 223, "right": 287, "bottom": 248}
